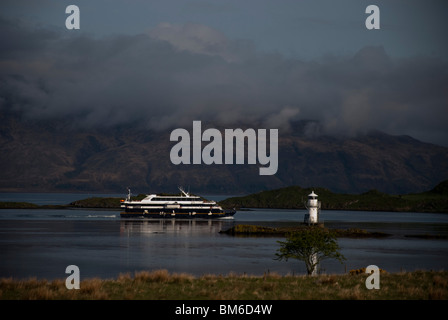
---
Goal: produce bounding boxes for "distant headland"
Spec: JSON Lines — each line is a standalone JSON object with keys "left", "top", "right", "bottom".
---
{"left": 0, "top": 180, "right": 447, "bottom": 213}
{"left": 219, "top": 180, "right": 448, "bottom": 213}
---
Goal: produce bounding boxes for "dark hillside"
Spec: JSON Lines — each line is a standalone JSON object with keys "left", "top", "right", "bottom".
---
{"left": 1, "top": 113, "right": 448, "bottom": 195}
{"left": 219, "top": 180, "right": 448, "bottom": 213}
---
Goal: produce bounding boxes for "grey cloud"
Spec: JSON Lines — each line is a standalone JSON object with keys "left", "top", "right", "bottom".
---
{"left": 147, "top": 22, "right": 253, "bottom": 63}
{"left": 1, "top": 17, "right": 447, "bottom": 145}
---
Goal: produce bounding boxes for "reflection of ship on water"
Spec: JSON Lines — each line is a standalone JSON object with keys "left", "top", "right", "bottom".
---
{"left": 120, "top": 218, "right": 234, "bottom": 236}
{"left": 120, "top": 187, "right": 236, "bottom": 219}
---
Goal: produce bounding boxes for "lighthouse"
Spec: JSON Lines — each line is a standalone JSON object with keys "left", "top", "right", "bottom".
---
{"left": 304, "top": 191, "right": 321, "bottom": 225}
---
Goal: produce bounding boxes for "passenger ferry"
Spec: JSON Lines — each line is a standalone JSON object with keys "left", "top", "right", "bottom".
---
{"left": 120, "top": 187, "right": 236, "bottom": 219}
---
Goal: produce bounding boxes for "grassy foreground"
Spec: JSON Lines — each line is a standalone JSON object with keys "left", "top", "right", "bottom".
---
{"left": 1, "top": 270, "right": 447, "bottom": 300}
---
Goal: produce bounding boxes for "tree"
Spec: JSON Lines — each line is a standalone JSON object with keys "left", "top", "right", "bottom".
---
{"left": 275, "top": 227, "right": 345, "bottom": 275}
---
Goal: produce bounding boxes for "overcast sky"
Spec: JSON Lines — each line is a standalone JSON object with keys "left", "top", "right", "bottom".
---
{"left": 1, "top": 0, "right": 447, "bottom": 146}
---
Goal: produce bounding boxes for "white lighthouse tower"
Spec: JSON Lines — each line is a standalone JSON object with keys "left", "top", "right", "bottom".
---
{"left": 304, "top": 191, "right": 321, "bottom": 225}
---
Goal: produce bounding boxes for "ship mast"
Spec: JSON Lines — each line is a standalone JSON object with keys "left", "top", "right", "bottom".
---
{"left": 126, "top": 187, "right": 132, "bottom": 201}
{"left": 179, "top": 186, "right": 189, "bottom": 197}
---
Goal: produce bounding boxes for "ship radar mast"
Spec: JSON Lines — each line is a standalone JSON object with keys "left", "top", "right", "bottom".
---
{"left": 179, "top": 186, "right": 189, "bottom": 197}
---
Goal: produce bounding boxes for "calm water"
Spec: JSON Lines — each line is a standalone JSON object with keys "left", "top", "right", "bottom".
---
{"left": 0, "top": 193, "right": 447, "bottom": 280}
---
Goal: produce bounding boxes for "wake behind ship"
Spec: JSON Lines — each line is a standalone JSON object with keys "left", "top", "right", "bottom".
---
{"left": 120, "top": 187, "right": 236, "bottom": 219}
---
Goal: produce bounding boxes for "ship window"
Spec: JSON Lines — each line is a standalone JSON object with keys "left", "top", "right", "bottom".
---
{"left": 151, "top": 196, "right": 202, "bottom": 201}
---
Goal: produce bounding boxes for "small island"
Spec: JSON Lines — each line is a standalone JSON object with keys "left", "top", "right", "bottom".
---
{"left": 219, "top": 224, "right": 390, "bottom": 238}
{"left": 219, "top": 180, "right": 448, "bottom": 213}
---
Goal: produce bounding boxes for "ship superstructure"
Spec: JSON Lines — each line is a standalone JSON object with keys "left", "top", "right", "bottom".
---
{"left": 120, "top": 187, "right": 236, "bottom": 219}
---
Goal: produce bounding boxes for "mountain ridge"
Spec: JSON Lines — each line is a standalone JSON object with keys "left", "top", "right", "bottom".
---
{"left": 1, "top": 112, "right": 447, "bottom": 195}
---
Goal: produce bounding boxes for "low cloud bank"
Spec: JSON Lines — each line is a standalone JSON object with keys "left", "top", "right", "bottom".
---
{"left": 1, "top": 18, "right": 447, "bottom": 145}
